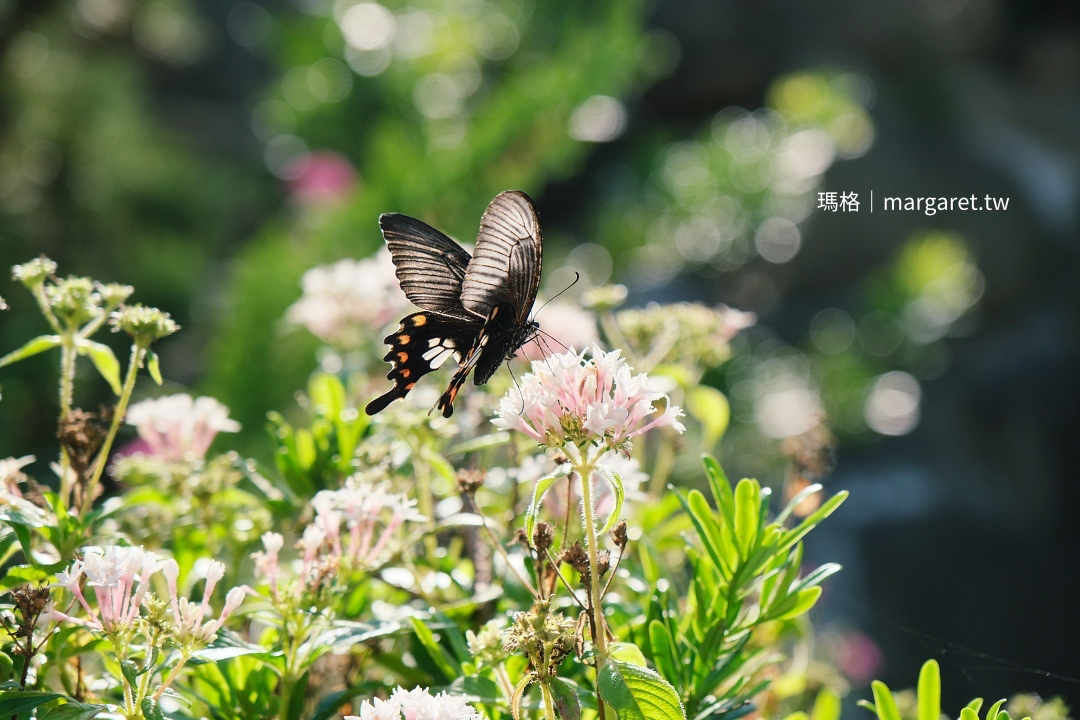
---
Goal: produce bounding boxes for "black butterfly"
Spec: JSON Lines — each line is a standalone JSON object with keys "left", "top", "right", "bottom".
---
{"left": 365, "top": 190, "right": 543, "bottom": 418}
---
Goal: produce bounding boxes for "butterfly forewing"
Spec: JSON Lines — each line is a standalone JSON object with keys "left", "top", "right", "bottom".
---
{"left": 460, "top": 191, "right": 542, "bottom": 324}
{"left": 379, "top": 213, "right": 477, "bottom": 321}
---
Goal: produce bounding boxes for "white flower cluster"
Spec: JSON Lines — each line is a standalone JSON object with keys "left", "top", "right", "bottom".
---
{"left": 346, "top": 687, "right": 483, "bottom": 720}
{"left": 286, "top": 250, "right": 410, "bottom": 348}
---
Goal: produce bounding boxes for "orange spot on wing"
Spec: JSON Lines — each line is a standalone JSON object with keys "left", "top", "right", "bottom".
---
{"left": 400, "top": 369, "right": 411, "bottom": 378}
{"left": 405, "top": 383, "right": 415, "bottom": 390}
{"left": 397, "top": 352, "right": 409, "bottom": 362}
{"left": 398, "top": 334, "right": 411, "bottom": 344}
{"left": 412, "top": 315, "right": 427, "bottom": 326}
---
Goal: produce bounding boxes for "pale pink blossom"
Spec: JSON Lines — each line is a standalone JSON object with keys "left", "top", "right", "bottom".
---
{"left": 286, "top": 251, "right": 410, "bottom": 348}
{"left": 517, "top": 300, "right": 599, "bottom": 360}
{"left": 161, "top": 558, "right": 245, "bottom": 644}
{"left": 53, "top": 546, "right": 160, "bottom": 633}
{"left": 125, "top": 394, "right": 240, "bottom": 462}
{"left": 346, "top": 687, "right": 482, "bottom": 720}
{"left": 310, "top": 477, "right": 423, "bottom": 569}
{"left": 251, "top": 532, "right": 284, "bottom": 597}
{"left": 493, "top": 345, "right": 684, "bottom": 456}
{"left": 286, "top": 151, "right": 357, "bottom": 204}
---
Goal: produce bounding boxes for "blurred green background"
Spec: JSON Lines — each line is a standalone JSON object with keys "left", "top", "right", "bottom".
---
{"left": 1, "top": 0, "right": 1078, "bottom": 710}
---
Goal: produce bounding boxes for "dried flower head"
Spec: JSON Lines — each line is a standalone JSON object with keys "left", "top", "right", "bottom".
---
{"left": 110, "top": 304, "right": 179, "bottom": 344}
{"left": 456, "top": 468, "right": 485, "bottom": 495}
{"left": 493, "top": 345, "right": 684, "bottom": 457}
{"left": 503, "top": 600, "right": 577, "bottom": 678}
{"left": 125, "top": 394, "right": 240, "bottom": 462}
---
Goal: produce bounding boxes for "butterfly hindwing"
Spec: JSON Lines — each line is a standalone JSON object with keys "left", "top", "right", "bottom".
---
{"left": 460, "top": 191, "right": 542, "bottom": 324}
{"left": 364, "top": 312, "right": 482, "bottom": 415}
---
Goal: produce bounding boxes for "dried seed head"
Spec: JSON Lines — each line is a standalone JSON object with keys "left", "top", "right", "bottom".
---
{"left": 456, "top": 468, "right": 486, "bottom": 495}
{"left": 532, "top": 521, "right": 554, "bottom": 556}
{"left": 609, "top": 519, "right": 628, "bottom": 550}
{"left": 559, "top": 543, "right": 589, "bottom": 576}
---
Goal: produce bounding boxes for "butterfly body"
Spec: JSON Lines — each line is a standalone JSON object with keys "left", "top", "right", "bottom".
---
{"left": 365, "top": 191, "right": 543, "bottom": 418}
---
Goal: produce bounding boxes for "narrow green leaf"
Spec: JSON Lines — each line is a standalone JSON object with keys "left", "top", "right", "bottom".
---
{"left": 308, "top": 373, "right": 346, "bottom": 419}
{"left": 598, "top": 660, "right": 685, "bottom": 720}
{"left": 0, "top": 335, "right": 60, "bottom": 368}
{"left": 777, "top": 491, "right": 849, "bottom": 554}
{"left": 775, "top": 483, "right": 823, "bottom": 525}
{"left": 74, "top": 339, "right": 121, "bottom": 395}
{"left": 548, "top": 677, "right": 581, "bottom": 720}
{"left": 786, "top": 713, "right": 810, "bottom": 720}
{"left": 733, "top": 479, "right": 760, "bottom": 558}
{"left": 594, "top": 464, "right": 625, "bottom": 534}
{"left": 608, "top": 642, "right": 647, "bottom": 667}
{"left": 871, "top": 681, "right": 901, "bottom": 720}
{"left": 446, "top": 432, "right": 511, "bottom": 456}
{"left": 965, "top": 699, "right": 985, "bottom": 715}
{"left": 686, "top": 385, "right": 729, "bottom": 448}
{"left": 511, "top": 675, "right": 533, "bottom": 720}
{"left": 0, "top": 691, "right": 64, "bottom": 717}
{"left": 985, "top": 699, "right": 1007, "bottom": 720}
{"left": 146, "top": 350, "right": 163, "bottom": 385}
{"left": 409, "top": 617, "right": 460, "bottom": 680}
{"left": 525, "top": 464, "right": 571, "bottom": 541}
{"left": 40, "top": 701, "right": 107, "bottom": 720}
{"left": 647, "top": 620, "right": 680, "bottom": 690}
{"left": 681, "top": 489, "right": 733, "bottom": 579}
{"left": 769, "top": 586, "right": 822, "bottom": 621}
{"left": 960, "top": 708, "right": 981, "bottom": 720}
{"left": 701, "top": 455, "right": 736, "bottom": 531}
{"left": 811, "top": 689, "right": 842, "bottom": 720}
{"left": 917, "top": 660, "right": 941, "bottom": 720}
{"left": 141, "top": 697, "right": 167, "bottom": 720}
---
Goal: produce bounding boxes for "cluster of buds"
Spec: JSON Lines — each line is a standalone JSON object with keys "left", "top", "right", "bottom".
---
{"left": 614, "top": 302, "right": 755, "bottom": 371}
{"left": 11, "top": 258, "right": 134, "bottom": 331}
{"left": 502, "top": 600, "right": 577, "bottom": 679}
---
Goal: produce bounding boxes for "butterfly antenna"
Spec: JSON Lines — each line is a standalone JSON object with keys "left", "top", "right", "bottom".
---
{"left": 532, "top": 271, "right": 581, "bottom": 319}
{"left": 505, "top": 360, "right": 527, "bottom": 416}
{"left": 537, "top": 328, "right": 571, "bottom": 354}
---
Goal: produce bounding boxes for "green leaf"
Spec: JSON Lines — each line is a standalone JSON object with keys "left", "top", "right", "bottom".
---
{"left": 308, "top": 373, "right": 346, "bottom": 419}
{"left": 409, "top": 617, "right": 460, "bottom": 681}
{"left": 0, "top": 565, "right": 50, "bottom": 593}
{"left": 647, "top": 620, "right": 680, "bottom": 689}
{"left": 0, "top": 691, "right": 63, "bottom": 717}
{"left": 593, "top": 464, "right": 625, "bottom": 534}
{"left": 777, "top": 491, "right": 848, "bottom": 554}
{"left": 548, "top": 677, "right": 581, "bottom": 720}
{"left": 960, "top": 708, "right": 981, "bottom": 720}
{"left": 775, "top": 483, "right": 823, "bottom": 525}
{"left": 768, "top": 586, "right": 822, "bottom": 621}
{"left": 870, "top": 681, "right": 901, "bottom": 720}
{"left": 686, "top": 385, "right": 729, "bottom": 448}
{"left": 525, "top": 464, "right": 571, "bottom": 541}
{"left": 965, "top": 700, "right": 985, "bottom": 716}
{"left": 511, "top": 675, "right": 533, "bottom": 720}
{"left": 0, "top": 335, "right": 61, "bottom": 368}
{"left": 985, "top": 699, "right": 1007, "bottom": 720}
{"left": 141, "top": 697, "right": 167, "bottom": 720}
{"left": 680, "top": 489, "right": 734, "bottom": 579}
{"left": 702, "top": 455, "right": 736, "bottom": 531}
{"left": 146, "top": 350, "right": 163, "bottom": 385}
{"left": 446, "top": 432, "right": 511, "bottom": 456}
{"left": 608, "top": 642, "right": 647, "bottom": 667}
{"left": 120, "top": 660, "right": 139, "bottom": 689}
{"left": 74, "top": 339, "right": 121, "bottom": 395}
{"left": 598, "top": 660, "right": 685, "bottom": 720}
{"left": 917, "top": 660, "right": 940, "bottom": 720}
{"left": 40, "top": 701, "right": 107, "bottom": 720}
{"left": 733, "top": 479, "right": 760, "bottom": 559}
{"left": 811, "top": 689, "right": 842, "bottom": 720}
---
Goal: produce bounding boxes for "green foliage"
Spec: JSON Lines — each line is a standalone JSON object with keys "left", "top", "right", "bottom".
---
{"left": 597, "top": 661, "right": 685, "bottom": 720}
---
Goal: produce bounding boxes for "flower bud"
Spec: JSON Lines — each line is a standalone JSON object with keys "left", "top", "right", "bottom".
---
{"left": 12, "top": 257, "right": 56, "bottom": 289}
{"left": 110, "top": 305, "right": 179, "bottom": 344}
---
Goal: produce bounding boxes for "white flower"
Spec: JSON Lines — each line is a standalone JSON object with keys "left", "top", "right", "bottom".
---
{"left": 347, "top": 687, "right": 482, "bottom": 720}
{"left": 286, "top": 250, "right": 410, "bottom": 348}
{"left": 53, "top": 546, "right": 160, "bottom": 633}
{"left": 162, "top": 557, "right": 245, "bottom": 645}
{"left": 126, "top": 394, "right": 240, "bottom": 462}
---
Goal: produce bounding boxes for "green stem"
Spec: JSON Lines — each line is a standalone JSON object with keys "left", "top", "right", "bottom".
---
{"left": 80, "top": 341, "right": 145, "bottom": 518}
{"left": 151, "top": 651, "right": 190, "bottom": 701}
{"left": 57, "top": 336, "right": 76, "bottom": 505}
{"left": 540, "top": 679, "right": 557, "bottom": 720}
{"left": 574, "top": 451, "right": 607, "bottom": 661}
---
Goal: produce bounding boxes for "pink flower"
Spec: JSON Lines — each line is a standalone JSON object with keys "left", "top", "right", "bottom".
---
{"left": 251, "top": 532, "right": 284, "bottom": 599}
{"left": 493, "top": 345, "right": 684, "bottom": 455}
{"left": 53, "top": 546, "right": 160, "bottom": 633}
{"left": 286, "top": 151, "right": 357, "bottom": 204}
{"left": 517, "top": 300, "right": 599, "bottom": 360}
{"left": 125, "top": 394, "right": 240, "bottom": 462}
{"left": 310, "top": 477, "right": 423, "bottom": 570}
{"left": 162, "top": 558, "right": 246, "bottom": 644}
{"left": 285, "top": 251, "right": 411, "bottom": 348}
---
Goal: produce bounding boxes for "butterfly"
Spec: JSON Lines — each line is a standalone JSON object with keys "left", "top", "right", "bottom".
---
{"left": 365, "top": 190, "right": 543, "bottom": 418}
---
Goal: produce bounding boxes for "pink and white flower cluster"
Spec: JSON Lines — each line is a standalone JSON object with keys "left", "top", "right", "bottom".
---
{"left": 53, "top": 545, "right": 244, "bottom": 644}
{"left": 286, "top": 250, "right": 410, "bottom": 348}
{"left": 345, "top": 687, "right": 483, "bottom": 720}
{"left": 252, "top": 477, "right": 423, "bottom": 600}
{"left": 493, "top": 345, "right": 685, "bottom": 455}
{"left": 125, "top": 394, "right": 240, "bottom": 462}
